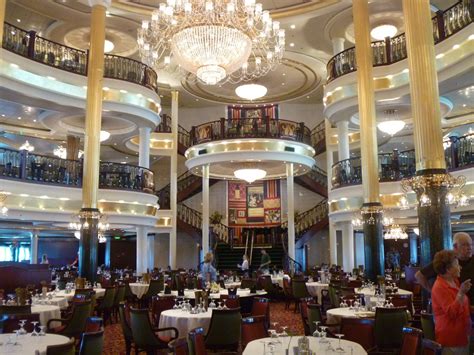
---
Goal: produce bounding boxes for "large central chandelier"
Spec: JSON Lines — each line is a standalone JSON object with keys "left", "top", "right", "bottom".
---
{"left": 234, "top": 167, "right": 266, "bottom": 183}
{"left": 137, "top": 0, "right": 285, "bottom": 85}
{"left": 384, "top": 224, "right": 408, "bottom": 240}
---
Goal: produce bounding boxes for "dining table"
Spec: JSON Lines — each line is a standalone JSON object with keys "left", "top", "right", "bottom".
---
{"left": 31, "top": 305, "right": 61, "bottom": 327}
{"left": 0, "top": 333, "right": 70, "bottom": 355}
{"left": 159, "top": 308, "right": 213, "bottom": 338}
{"left": 243, "top": 336, "right": 367, "bottom": 354}
{"left": 157, "top": 288, "right": 267, "bottom": 299}
{"left": 128, "top": 283, "right": 151, "bottom": 299}
{"left": 51, "top": 288, "right": 106, "bottom": 301}
{"left": 305, "top": 282, "right": 329, "bottom": 302}
{"left": 326, "top": 307, "right": 376, "bottom": 324}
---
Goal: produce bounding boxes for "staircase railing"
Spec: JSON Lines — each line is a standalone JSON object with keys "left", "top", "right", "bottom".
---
{"left": 279, "top": 236, "right": 304, "bottom": 275}
{"left": 281, "top": 199, "right": 329, "bottom": 238}
{"left": 310, "top": 121, "right": 326, "bottom": 154}
{"left": 157, "top": 170, "right": 202, "bottom": 209}
{"left": 304, "top": 165, "right": 328, "bottom": 190}
{"left": 326, "top": 0, "right": 473, "bottom": 82}
{"left": 2, "top": 22, "right": 159, "bottom": 93}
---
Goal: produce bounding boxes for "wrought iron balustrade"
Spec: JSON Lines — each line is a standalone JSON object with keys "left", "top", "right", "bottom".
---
{"left": 177, "top": 204, "right": 230, "bottom": 243}
{"left": 0, "top": 148, "right": 154, "bottom": 193}
{"left": 2, "top": 22, "right": 159, "bottom": 93}
{"left": 310, "top": 121, "right": 326, "bottom": 154}
{"left": 157, "top": 170, "right": 201, "bottom": 209}
{"left": 326, "top": 0, "right": 473, "bottom": 83}
{"left": 190, "top": 117, "right": 311, "bottom": 146}
{"left": 305, "top": 165, "right": 328, "bottom": 189}
{"left": 281, "top": 199, "right": 329, "bottom": 237}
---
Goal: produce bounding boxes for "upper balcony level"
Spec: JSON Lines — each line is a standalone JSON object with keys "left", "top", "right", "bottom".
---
{"left": 326, "top": 1, "right": 473, "bottom": 84}
{"left": 2, "top": 22, "right": 158, "bottom": 94}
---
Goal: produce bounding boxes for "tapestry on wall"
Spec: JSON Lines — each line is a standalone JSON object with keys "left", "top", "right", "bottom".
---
{"left": 228, "top": 180, "right": 281, "bottom": 227}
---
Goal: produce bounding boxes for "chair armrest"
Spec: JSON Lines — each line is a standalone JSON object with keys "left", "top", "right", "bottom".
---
{"left": 154, "top": 326, "right": 179, "bottom": 340}
{"left": 47, "top": 318, "right": 69, "bottom": 330}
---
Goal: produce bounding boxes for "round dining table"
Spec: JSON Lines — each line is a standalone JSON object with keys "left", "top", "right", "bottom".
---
{"left": 305, "top": 282, "right": 329, "bottom": 302}
{"left": 51, "top": 288, "right": 106, "bottom": 301}
{"left": 0, "top": 333, "right": 70, "bottom": 354}
{"left": 157, "top": 289, "right": 267, "bottom": 299}
{"left": 128, "top": 283, "right": 150, "bottom": 299}
{"left": 159, "top": 308, "right": 213, "bottom": 338}
{"left": 31, "top": 305, "right": 61, "bottom": 327}
{"left": 326, "top": 307, "right": 376, "bottom": 324}
{"left": 355, "top": 287, "right": 412, "bottom": 297}
{"left": 32, "top": 296, "right": 68, "bottom": 310}
{"left": 243, "top": 336, "right": 367, "bottom": 354}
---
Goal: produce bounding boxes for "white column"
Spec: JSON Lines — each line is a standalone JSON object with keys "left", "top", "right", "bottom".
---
{"left": 336, "top": 120, "right": 350, "bottom": 161}
{"left": 30, "top": 232, "right": 39, "bottom": 264}
{"left": 169, "top": 91, "right": 179, "bottom": 269}
{"left": 332, "top": 37, "right": 345, "bottom": 55}
{"left": 329, "top": 222, "right": 337, "bottom": 265}
{"left": 342, "top": 221, "right": 355, "bottom": 272}
{"left": 136, "top": 226, "right": 148, "bottom": 274}
{"left": 354, "top": 232, "right": 365, "bottom": 269}
{"left": 202, "top": 165, "right": 210, "bottom": 255}
{"left": 286, "top": 163, "right": 295, "bottom": 260}
{"left": 409, "top": 234, "right": 418, "bottom": 265}
{"left": 138, "top": 127, "right": 151, "bottom": 168}
{"left": 147, "top": 234, "right": 155, "bottom": 270}
{"left": 325, "top": 119, "right": 334, "bottom": 186}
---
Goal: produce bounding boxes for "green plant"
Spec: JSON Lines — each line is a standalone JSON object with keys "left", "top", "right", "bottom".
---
{"left": 210, "top": 211, "right": 224, "bottom": 225}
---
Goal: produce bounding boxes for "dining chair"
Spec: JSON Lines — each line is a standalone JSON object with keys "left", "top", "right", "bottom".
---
{"left": 282, "top": 277, "right": 295, "bottom": 310}
{"left": 204, "top": 308, "right": 241, "bottom": 351}
{"left": 307, "top": 303, "right": 325, "bottom": 334}
{"left": 219, "top": 294, "right": 240, "bottom": 309}
{"left": 142, "top": 278, "right": 165, "bottom": 306}
{"left": 84, "top": 316, "right": 104, "bottom": 333}
{"left": 241, "top": 315, "right": 268, "bottom": 349}
{"left": 151, "top": 295, "right": 176, "bottom": 326}
{"left": 47, "top": 301, "right": 91, "bottom": 339}
{"left": 240, "top": 278, "right": 256, "bottom": 290}
{"left": 246, "top": 297, "right": 270, "bottom": 329}
{"left": 420, "top": 311, "right": 435, "bottom": 341}
{"left": 368, "top": 306, "right": 409, "bottom": 354}
{"left": 421, "top": 339, "right": 443, "bottom": 355}
{"left": 79, "top": 330, "right": 104, "bottom": 355}
{"left": 118, "top": 302, "right": 135, "bottom": 355}
{"left": 400, "top": 326, "right": 423, "bottom": 355}
{"left": 390, "top": 294, "right": 414, "bottom": 316}
{"left": 299, "top": 297, "right": 316, "bottom": 335}
{"left": 339, "top": 317, "right": 375, "bottom": 350}
{"left": 112, "top": 284, "right": 126, "bottom": 322}
{"left": 95, "top": 286, "right": 116, "bottom": 325}
{"left": 43, "top": 338, "right": 75, "bottom": 355}
{"left": 188, "top": 327, "right": 207, "bottom": 355}
{"left": 168, "top": 337, "right": 190, "bottom": 355}
{"left": 129, "top": 308, "right": 179, "bottom": 353}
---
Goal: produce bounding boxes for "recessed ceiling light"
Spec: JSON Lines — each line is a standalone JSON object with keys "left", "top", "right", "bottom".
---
{"left": 119, "top": 89, "right": 127, "bottom": 93}
{"left": 106, "top": 11, "right": 111, "bottom": 17}
{"left": 452, "top": 44, "right": 460, "bottom": 50}
{"left": 1, "top": 114, "right": 5, "bottom": 117}
{"left": 235, "top": 84, "right": 267, "bottom": 100}
{"left": 290, "top": 24, "right": 296, "bottom": 29}
{"left": 289, "top": 43, "right": 295, "bottom": 47}
{"left": 17, "top": 117, "right": 21, "bottom": 120}
{"left": 47, "top": 76, "right": 56, "bottom": 80}
{"left": 370, "top": 24, "right": 397, "bottom": 40}
{"left": 463, "top": 104, "right": 467, "bottom": 107}
{"left": 282, "top": 73, "right": 286, "bottom": 76}
{"left": 10, "top": 63, "right": 19, "bottom": 68}
{"left": 436, "top": 53, "right": 444, "bottom": 59}
{"left": 103, "top": 87, "right": 110, "bottom": 91}
{"left": 195, "top": 98, "right": 199, "bottom": 101}
{"left": 33, "top": 119, "right": 37, "bottom": 122}
{"left": 306, "top": 96, "right": 310, "bottom": 99}
{"left": 104, "top": 39, "right": 114, "bottom": 53}
{"left": 281, "top": 83, "right": 285, "bottom": 85}
{"left": 16, "top": 19, "right": 21, "bottom": 23}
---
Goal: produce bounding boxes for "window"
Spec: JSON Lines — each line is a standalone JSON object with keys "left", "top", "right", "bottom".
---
{"left": 0, "top": 243, "right": 31, "bottom": 262}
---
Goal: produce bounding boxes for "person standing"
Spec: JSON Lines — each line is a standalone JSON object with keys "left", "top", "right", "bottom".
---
{"left": 259, "top": 249, "right": 271, "bottom": 273}
{"left": 238, "top": 254, "right": 249, "bottom": 274}
{"left": 431, "top": 250, "right": 471, "bottom": 354}
{"left": 201, "top": 252, "right": 217, "bottom": 283}
{"left": 40, "top": 254, "right": 49, "bottom": 264}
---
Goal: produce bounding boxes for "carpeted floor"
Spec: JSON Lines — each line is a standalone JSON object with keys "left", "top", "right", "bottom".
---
{"left": 103, "top": 301, "right": 304, "bottom": 354}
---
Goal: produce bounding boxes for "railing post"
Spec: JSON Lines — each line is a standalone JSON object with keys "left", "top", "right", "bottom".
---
{"left": 143, "top": 66, "right": 148, "bottom": 87}
{"left": 85, "top": 49, "right": 90, "bottom": 76}
{"left": 299, "top": 122, "right": 305, "bottom": 142}
{"left": 19, "top": 150, "right": 27, "bottom": 180}
{"left": 27, "top": 30, "right": 36, "bottom": 59}
{"left": 436, "top": 10, "right": 446, "bottom": 41}
{"left": 190, "top": 126, "right": 195, "bottom": 145}
{"left": 265, "top": 116, "right": 270, "bottom": 137}
{"left": 220, "top": 117, "right": 225, "bottom": 139}
{"left": 384, "top": 36, "right": 391, "bottom": 64}
{"left": 449, "top": 136, "right": 458, "bottom": 169}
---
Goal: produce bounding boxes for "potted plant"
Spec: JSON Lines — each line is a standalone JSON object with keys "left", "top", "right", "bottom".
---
{"left": 210, "top": 211, "right": 223, "bottom": 225}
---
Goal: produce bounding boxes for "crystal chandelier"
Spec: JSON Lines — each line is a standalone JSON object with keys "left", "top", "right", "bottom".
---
{"left": 234, "top": 167, "right": 266, "bottom": 183}
{"left": 377, "top": 109, "right": 405, "bottom": 136}
{"left": 137, "top": 0, "right": 285, "bottom": 85}
{"left": 19, "top": 140, "right": 34, "bottom": 152}
{"left": 384, "top": 224, "right": 408, "bottom": 240}
{"left": 0, "top": 191, "right": 8, "bottom": 216}
{"left": 54, "top": 145, "right": 84, "bottom": 159}
{"left": 68, "top": 211, "right": 110, "bottom": 241}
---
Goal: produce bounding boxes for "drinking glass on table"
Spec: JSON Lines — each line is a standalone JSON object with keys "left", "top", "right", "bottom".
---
{"left": 312, "top": 321, "right": 321, "bottom": 337}
{"left": 18, "top": 320, "right": 27, "bottom": 335}
{"left": 39, "top": 326, "right": 46, "bottom": 336}
{"left": 319, "top": 326, "right": 329, "bottom": 344}
{"left": 31, "top": 321, "right": 39, "bottom": 336}
{"left": 334, "top": 333, "right": 345, "bottom": 352}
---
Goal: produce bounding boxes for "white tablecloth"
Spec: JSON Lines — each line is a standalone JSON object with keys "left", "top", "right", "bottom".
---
{"left": 270, "top": 275, "right": 289, "bottom": 288}
{"left": 129, "top": 283, "right": 150, "bottom": 299}
{"left": 354, "top": 287, "right": 412, "bottom": 297}
{"left": 224, "top": 282, "right": 241, "bottom": 289}
{"left": 159, "top": 309, "right": 213, "bottom": 338}
{"left": 158, "top": 289, "right": 267, "bottom": 299}
{"left": 0, "top": 333, "right": 70, "bottom": 355}
{"left": 31, "top": 305, "right": 61, "bottom": 327}
{"left": 33, "top": 297, "right": 68, "bottom": 310}
{"left": 52, "top": 288, "right": 106, "bottom": 301}
{"left": 326, "top": 307, "right": 375, "bottom": 324}
{"left": 243, "top": 336, "right": 367, "bottom": 355}
{"left": 305, "top": 282, "right": 329, "bottom": 302}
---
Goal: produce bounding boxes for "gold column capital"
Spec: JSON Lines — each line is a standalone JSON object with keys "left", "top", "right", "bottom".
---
{"left": 171, "top": 90, "right": 180, "bottom": 100}
{"left": 0, "top": 0, "right": 6, "bottom": 47}
{"left": 81, "top": 0, "right": 111, "bottom": 8}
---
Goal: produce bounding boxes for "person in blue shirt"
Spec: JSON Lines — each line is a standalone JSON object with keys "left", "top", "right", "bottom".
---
{"left": 201, "top": 252, "right": 217, "bottom": 283}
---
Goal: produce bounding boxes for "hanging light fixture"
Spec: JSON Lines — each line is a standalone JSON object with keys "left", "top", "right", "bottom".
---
{"left": 137, "top": 0, "right": 285, "bottom": 85}
{"left": 54, "top": 146, "right": 84, "bottom": 159}
{"left": 371, "top": 24, "right": 397, "bottom": 40}
{"left": 68, "top": 211, "right": 110, "bottom": 242}
{"left": 235, "top": 84, "right": 267, "bottom": 100}
{"left": 19, "top": 140, "right": 34, "bottom": 152}
{"left": 234, "top": 167, "right": 267, "bottom": 183}
{"left": 384, "top": 224, "right": 408, "bottom": 240}
{"left": 377, "top": 109, "right": 405, "bottom": 136}
{"left": 0, "top": 191, "right": 8, "bottom": 216}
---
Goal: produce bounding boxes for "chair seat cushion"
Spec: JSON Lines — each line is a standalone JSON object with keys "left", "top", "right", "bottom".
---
{"left": 157, "top": 334, "right": 172, "bottom": 343}
{"left": 52, "top": 324, "right": 67, "bottom": 333}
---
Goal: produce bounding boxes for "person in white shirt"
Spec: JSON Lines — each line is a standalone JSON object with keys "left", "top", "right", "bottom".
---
{"left": 238, "top": 254, "right": 249, "bottom": 273}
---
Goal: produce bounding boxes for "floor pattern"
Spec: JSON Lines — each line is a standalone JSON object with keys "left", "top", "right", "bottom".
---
{"left": 103, "top": 301, "right": 304, "bottom": 354}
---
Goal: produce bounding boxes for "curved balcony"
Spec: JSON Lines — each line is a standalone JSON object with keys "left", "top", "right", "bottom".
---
{"left": 189, "top": 117, "right": 312, "bottom": 146}
{"left": 0, "top": 148, "right": 154, "bottom": 193}
{"left": 331, "top": 134, "right": 473, "bottom": 189}
{"left": 326, "top": 1, "right": 473, "bottom": 83}
{"left": 2, "top": 22, "right": 158, "bottom": 93}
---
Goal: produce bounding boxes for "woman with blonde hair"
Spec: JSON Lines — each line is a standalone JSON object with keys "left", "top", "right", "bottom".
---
{"left": 201, "top": 252, "right": 217, "bottom": 283}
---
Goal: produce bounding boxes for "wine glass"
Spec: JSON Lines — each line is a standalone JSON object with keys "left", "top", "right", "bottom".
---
{"left": 39, "top": 325, "right": 46, "bottom": 336}
{"left": 173, "top": 298, "right": 179, "bottom": 309}
{"left": 18, "top": 320, "right": 27, "bottom": 335}
{"left": 30, "top": 321, "right": 39, "bottom": 336}
{"left": 312, "top": 321, "right": 321, "bottom": 337}
{"left": 334, "top": 333, "right": 345, "bottom": 352}
{"left": 319, "top": 326, "right": 329, "bottom": 344}
{"left": 271, "top": 322, "right": 279, "bottom": 334}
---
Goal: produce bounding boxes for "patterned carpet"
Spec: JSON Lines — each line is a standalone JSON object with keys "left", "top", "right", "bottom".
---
{"left": 103, "top": 301, "right": 304, "bottom": 354}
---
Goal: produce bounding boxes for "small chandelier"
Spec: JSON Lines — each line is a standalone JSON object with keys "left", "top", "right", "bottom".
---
{"left": 19, "top": 140, "right": 34, "bottom": 152}
{"left": 384, "top": 224, "right": 408, "bottom": 240}
{"left": 377, "top": 109, "right": 405, "bottom": 136}
{"left": 68, "top": 211, "right": 110, "bottom": 241}
{"left": 0, "top": 191, "right": 8, "bottom": 216}
{"left": 137, "top": 0, "right": 285, "bottom": 85}
{"left": 54, "top": 145, "right": 84, "bottom": 159}
{"left": 234, "top": 167, "right": 266, "bottom": 183}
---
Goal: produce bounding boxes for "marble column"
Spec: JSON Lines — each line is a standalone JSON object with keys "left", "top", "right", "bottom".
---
{"left": 30, "top": 232, "right": 38, "bottom": 264}
{"left": 169, "top": 91, "right": 179, "bottom": 269}
{"left": 138, "top": 127, "right": 151, "bottom": 168}
{"left": 0, "top": 0, "right": 6, "bottom": 47}
{"left": 202, "top": 165, "right": 210, "bottom": 255}
{"left": 336, "top": 121, "right": 350, "bottom": 161}
{"left": 286, "top": 163, "right": 295, "bottom": 261}
{"left": 402, "top": 0, "right": 452, "bottom": 267}
{"left": 353, "top": 0, "right": 384, "bottom": 281}
{"left": 329, "top": 222, "right": 337, "bottom": 266}
{"left": 332, "top": 37, "right": 345, "bottom": 55}
{"left": 409, "top": 233, "right": 418, "bottom": 265}
{"left": 341, "top": 222, "right": 354, "bottom": 272}
{"left": 147, "top": 234, "right": 155, "bottom": 270}
{"left": 79, "top": 0, "right": 110, "bottom": 282}
{"left": 136, "top": 226, "right": 148, "bottom": 275}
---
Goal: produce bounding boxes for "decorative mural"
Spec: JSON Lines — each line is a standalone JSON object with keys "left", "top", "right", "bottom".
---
{"left": 228, "top": 180, "right": 281, "bottom": 227}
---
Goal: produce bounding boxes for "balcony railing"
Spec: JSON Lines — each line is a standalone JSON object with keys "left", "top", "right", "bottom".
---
{"left": 281, "top": 199, "right": 328, "bottom": 237}
{"left": 157, "top": 170, "right": 201, "bottom": 209}
{"left": 190, "top": 117, "right": 311, "bottom": 146}
{"left": 331, "top": 134, "right": 473, "bottom": 189}
{"left": 326, "top": 0, "right": 473, "bottom": 83}
{"left": 0, "top": 148, "right": 154, "bottom": 193}
{"left": 2, "top": 22, "right": 159, "bottom": 93}
{"left": 310, "top": 121, "right": 326, "bottom": 154}
{"left": 305, "top": 165, "right": 328, "bottom": 190}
